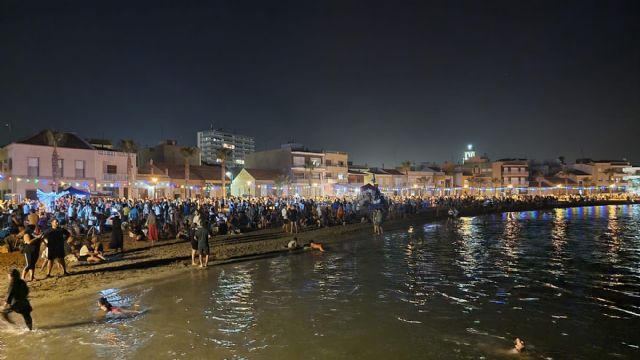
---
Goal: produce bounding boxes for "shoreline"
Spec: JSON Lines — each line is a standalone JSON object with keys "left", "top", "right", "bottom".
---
{"left": 0, "top": 199, "right": 635, "bottom": 309}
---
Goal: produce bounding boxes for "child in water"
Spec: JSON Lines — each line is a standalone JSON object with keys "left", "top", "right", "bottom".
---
{"left": 98, "top": 297, "right": 141, "bottom": 317}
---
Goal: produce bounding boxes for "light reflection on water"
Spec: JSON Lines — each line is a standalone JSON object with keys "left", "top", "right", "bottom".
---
{"left": 2, "top": 205, "right": 640, "bottom": 359}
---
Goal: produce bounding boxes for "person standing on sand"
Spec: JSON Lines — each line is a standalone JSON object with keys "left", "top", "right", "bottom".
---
{"left": 146, "top": 211, "right": 158, "bottom": 244}
{"left": 194, "top": 222, "right": 209, "bottom": 268}
{"left": 20, "top": 225, "right": 42, "bottom": 282}
{"left": 109, "top": 212, "right": 124, "bottom": 253}
{"left": 44, "top": 218, "right": 71, "bottom": 277}
{"left": 2, "top": 269, "right": 33, "bottom": 330}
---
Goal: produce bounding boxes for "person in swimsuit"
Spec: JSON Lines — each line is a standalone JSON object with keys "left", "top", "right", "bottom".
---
{"left": 97, "top": 297, "right": 140, "bottom": 317}
{"left": 307, "top": 241, "right": 325, "bottom": 252}
{"left": 2, "top": 269, "right": 33, "bottom": 330}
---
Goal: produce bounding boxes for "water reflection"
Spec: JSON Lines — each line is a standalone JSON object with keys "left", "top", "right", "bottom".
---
{"left": 497, "top": 213, "right": 522, "bottom": 274}
{"left": 206, "top": 266, "right": 256, "bottom": 348}
{"left": 549, "top": 208, "right": 569, "bottom": 277}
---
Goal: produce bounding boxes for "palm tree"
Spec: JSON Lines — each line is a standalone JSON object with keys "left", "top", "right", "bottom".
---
{"left": 468, "top": 176, "right": 484, "bottom": 196}
{"left": 215, "top": 147, "right": 232, "bottom": 198}
{"left": 416, "top": 176, "right": 431, "bottom": 196}
{"left": 603, "top": 168, "right": 618, "bottom": 194}
{"left": 304, "top": 159, "right": 317, "bottom": 196}
{"left": 399, "top": 161, "right": 412, "bottom": 195}
{"left": 492, "top": 177, "right": 501, "bottom": 196}
{"left": 583, "top": 176, "right": 594, "bottom": 195}
{"left": 274, "top": 174, "right": 291, "bottom": 197}
{"left": 532, "top": 170, "right": 545, "bottom": 195}
{"left": 180, "top": 146, "right": 198, "bottom": 198}
{"left": 119, "top": 139, "right": 138, "bottom": 198}
{"left": 44, "top": 130, "right": 66, "bottom": 192}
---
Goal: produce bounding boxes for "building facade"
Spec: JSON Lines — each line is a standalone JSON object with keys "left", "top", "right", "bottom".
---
{"left": 572, "top": 159, "right": 630, "bottom": 189}
{"left": 491, "top": 159, "right": 529, "bottom": 191}
{"left": 0, "top": 131, "right": 136, "bottom": 200}
{"left": 244, "top": 144, "right": 326, "bottom": 197}
{"left": 197, "top": 128, "right": 255, "bottom": 167}
{"left": 324, "top": 151, "right": 349, "bottom": 196}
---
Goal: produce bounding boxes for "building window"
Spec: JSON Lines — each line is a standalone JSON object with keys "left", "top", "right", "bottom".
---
{"left": 326, "top": 159, "right": 333, "bottom": 166}
{"left": 293, "top": 156, "right": 305, "bottom": 166}
{"left": 27, "top": 157, "right": 39, "bottom": 177}
{"left": 338, "top": 173, "right": 345, "bottom": 180}
{"left": 311, "top": 158, "right": 322, "bottom": 167}
{"left": 75, "top": 160, "right": 85, "bottom": 178}
{"left": 57, "top": 159, "right": 64, "bottom": 177}
{"left": 107, "top": 165, "right": 117, "bottom": 174}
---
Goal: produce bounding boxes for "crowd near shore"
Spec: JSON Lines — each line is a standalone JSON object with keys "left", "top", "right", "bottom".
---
{"left": 0, "top": 192, "right": 637, "bottom": 330}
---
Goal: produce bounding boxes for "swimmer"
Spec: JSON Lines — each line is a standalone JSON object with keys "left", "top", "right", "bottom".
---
{"left": 98, "top": 297, "right": 140, "bottom": 317}
{"left": 512, "top": 337, "right": 526, "bottom": 353}
{"left": 307, "top": 241, "right": 325, "bottom": 252}
{"left": 408, "top": 226, "right": 414, "bottom": 234}
{"left": 406, "top": 242, "right": 415, "bottom": 251}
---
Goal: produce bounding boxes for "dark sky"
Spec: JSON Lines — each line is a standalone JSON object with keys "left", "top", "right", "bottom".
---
{"left": 1, "top": 0, "right": 639, "bottom": 166}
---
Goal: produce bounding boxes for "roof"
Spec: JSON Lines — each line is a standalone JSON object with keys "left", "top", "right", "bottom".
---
{"left": 137, "top": 163, "right": 169, "bottom": 176}
{"left": 382, "top": 168, "right": 405, "bottom": 176}
{"left": 367, "top": 168, "right": 391, "bottom": 175}
{"left": 138, "top": 162, "right": 226, "bottom": 181}
{"left": 565, "top": 169, "right": 590, "bottom": 176}
{"left": 16, "top": 130, "right": 95, "bottom": 150}
{"left": 243, "top": 168, "right": 282, "bottom": 181}
{"left": 348, "top": 170, "right": 366, "bottom": 175}
{"left": 546, "top": 177, "right": 578, "bottom": 185}
{"left": 495, "top": 158, "right": 527, "bottom": 163}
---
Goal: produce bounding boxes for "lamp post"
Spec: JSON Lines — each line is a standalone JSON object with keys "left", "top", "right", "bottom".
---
{"left": 152, "top": 177, "right": 158, "bottom": 199}
{"left": 226, "top": 171, "right": 233, "bottom": 198}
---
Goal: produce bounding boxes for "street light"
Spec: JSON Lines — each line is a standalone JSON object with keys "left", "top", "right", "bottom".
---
{"left": 152, "top": 177, "right": 158, "bottom": 199}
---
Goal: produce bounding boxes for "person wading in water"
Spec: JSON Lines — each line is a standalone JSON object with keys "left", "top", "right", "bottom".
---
{"left": 2, "top": 269, "right": 33, "bottom": 330}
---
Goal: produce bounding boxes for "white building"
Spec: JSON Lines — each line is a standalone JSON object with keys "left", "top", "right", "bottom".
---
{"left": 197, "top": 128, "right": 255, "bottom": 167}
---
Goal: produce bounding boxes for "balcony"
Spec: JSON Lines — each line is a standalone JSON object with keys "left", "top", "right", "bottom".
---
{"left": 103, "top": 174, "right": 129, "bottom": 181}
{"left": 503, "top": 170, "right": 529, "bottom": 176}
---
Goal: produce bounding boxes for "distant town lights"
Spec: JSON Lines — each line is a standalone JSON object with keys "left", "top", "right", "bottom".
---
{"left": 467, "top": 144, "right": 473, "bottom": 150}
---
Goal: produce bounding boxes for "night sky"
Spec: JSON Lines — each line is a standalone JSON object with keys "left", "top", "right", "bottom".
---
{"left": 1, "top": 1, "right": 639, "bottom": 166}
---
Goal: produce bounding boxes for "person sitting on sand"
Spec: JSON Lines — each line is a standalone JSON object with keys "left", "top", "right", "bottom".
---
{"left": 286, "top": 237, "right": 299, "bottom": 249}
{"left": 512, "top": 338, "right": 525, "bottom": 353}
{"left": 79, "top": 236, "right": 106, "bottom": 263}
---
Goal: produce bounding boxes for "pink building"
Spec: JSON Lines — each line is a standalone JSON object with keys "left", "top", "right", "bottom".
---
{"left": 0, "top": 131, "right": 136, "bottom": 200}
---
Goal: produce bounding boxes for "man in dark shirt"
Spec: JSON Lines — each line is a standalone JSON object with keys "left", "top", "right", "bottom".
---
{"left": 194, "top": 224, "right": 209, "bottom": 268}
{"left": 44, "top": 218, "right": 71, "bottom": 277}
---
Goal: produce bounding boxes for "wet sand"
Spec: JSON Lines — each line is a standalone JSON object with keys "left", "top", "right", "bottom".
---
{"left": 0, "top": 199, "right": 633, "bottom": 309}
